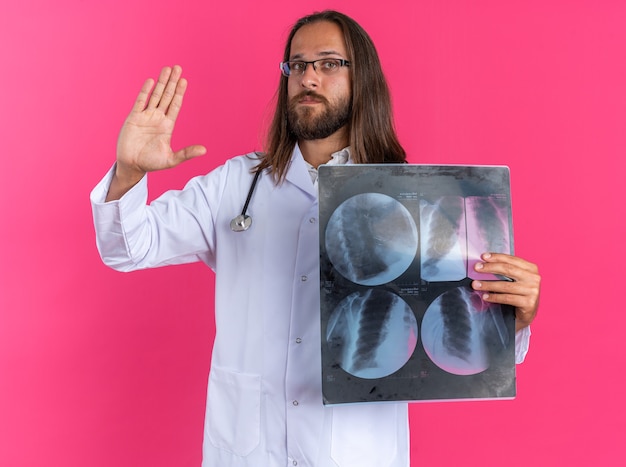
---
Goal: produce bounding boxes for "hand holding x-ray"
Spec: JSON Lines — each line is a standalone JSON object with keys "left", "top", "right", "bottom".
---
{"left": 471, "top": 252, "right": 541, "bottom": 332}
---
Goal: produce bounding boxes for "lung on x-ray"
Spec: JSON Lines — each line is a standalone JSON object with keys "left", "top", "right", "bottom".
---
{"left": 318, "top": 164, "right": 516, "bottom": 404}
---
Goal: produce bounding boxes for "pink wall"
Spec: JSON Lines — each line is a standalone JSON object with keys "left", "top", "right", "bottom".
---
{"left": 1, "top": 0, "right": 624, "bottom": 465}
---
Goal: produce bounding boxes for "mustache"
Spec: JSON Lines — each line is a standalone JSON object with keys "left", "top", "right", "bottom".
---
{"left": 290, "top": 91, "right": 329, "bottom": 105}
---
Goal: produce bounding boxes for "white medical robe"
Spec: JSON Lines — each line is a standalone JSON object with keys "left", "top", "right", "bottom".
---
{"left": 90, "top": 146, "right": 529, "bottom": 467}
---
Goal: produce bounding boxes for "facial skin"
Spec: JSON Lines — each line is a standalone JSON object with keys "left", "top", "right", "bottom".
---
{"left": 287, "top": 21, "right": 352, "bottom": 142}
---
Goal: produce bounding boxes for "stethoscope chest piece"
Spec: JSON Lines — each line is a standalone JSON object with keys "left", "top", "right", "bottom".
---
{"left": 230, "top": 214, "right": 252, "bottom": 232}
{"left": 230, "top": 167, "right": 262, "bottom": 233}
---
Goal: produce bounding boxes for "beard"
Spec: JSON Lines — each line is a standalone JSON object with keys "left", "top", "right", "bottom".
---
{"left": 287, "top": 91, "right": 352, "bottom": 140}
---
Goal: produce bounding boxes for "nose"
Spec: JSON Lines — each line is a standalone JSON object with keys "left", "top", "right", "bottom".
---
{"left": 300, "top": 63, "right": 320, "bottom": 89}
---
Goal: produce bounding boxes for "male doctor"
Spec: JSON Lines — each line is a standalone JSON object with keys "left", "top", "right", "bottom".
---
{"left": 91, "top": 10, "right": 541, "bottom": 467}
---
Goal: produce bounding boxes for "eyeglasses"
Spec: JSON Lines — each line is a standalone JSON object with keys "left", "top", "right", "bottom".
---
{"left": 280, "top": 58, "right": 350, "bottom": 77}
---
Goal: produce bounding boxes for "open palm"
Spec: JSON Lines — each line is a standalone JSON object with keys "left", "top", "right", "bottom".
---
{"left": 116, "top": 65, "right": 206, "bottom": 175}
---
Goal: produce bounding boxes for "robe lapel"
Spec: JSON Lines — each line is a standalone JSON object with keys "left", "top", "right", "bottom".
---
{"left": 284, "top": 145, "right": 317, "bottom": 199}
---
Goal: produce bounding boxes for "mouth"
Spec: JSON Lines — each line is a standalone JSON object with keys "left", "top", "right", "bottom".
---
{"left": 295, "top": 92, "right": 326, "bottom": 105}
{"left": 299, "top": 98, "right": 321, "bottom": 105}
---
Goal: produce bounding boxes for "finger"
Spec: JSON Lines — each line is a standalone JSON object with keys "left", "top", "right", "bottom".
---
{"left": 157, "top": 65, "right": 184, "bottom": 112}
{"left": 132, "top": 78, "right": 155, "bottom": 112}
{"left": 171, "top": 145, "right": 207, "bottom": 164}
{"left": 472, "top": 280, "right": 540, "bottom": 312}
{"left": 475, "top": 291, "right": 521, "bottom": 307}
{"left": 146, "top": 66, "right": 173, "bottom": 109}
{"left": 164, "top": 76, "right": 188, "bottom": 120}
{"left": 472, "top": 278, "right": 537, "bottom": 296}
{"left": 473, "top": 286, "right": 539, "bottom": 311}
{"left": 479, "top": 252, "right": 539, "bottom": 274}
{"left": 474, "top": 258, "right": 539, "bottom": 283}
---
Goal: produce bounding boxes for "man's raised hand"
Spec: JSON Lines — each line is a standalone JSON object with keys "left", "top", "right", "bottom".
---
{"left": 106, "top": 66, "right": 206, "bottom": 201}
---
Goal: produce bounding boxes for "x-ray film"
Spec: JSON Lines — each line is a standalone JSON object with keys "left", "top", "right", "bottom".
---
{"left": 318, "top": 164, "right": 516, "bottom": 404}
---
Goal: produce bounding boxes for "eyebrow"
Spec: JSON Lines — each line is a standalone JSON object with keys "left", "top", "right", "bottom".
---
{"left": 289, "top": 50, "right": 346, "bottom": 60}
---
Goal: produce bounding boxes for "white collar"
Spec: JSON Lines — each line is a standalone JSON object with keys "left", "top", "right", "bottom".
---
{"left": 302, "top": 146, "right": 352, "bottom": 186}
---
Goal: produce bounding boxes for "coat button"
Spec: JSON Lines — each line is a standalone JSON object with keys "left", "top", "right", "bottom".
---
{"left": 295, "top": 338, "right": 302, "bottom": 344}
{"left": 301, "top": 275, "right": 308, "bottom": 282}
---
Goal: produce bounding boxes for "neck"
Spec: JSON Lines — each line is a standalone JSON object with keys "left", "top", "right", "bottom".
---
{"left": 298, "top": 128, "right": 349, "bottom": 168}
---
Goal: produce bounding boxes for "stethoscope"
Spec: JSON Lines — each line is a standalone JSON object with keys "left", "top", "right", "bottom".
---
{"left": 230, "top": 169, "right": 262, "bottom": 232}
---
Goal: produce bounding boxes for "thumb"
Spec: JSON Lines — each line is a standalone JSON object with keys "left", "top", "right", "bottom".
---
{"left": 173, "top": 145, "right": 207, "bottom": 164}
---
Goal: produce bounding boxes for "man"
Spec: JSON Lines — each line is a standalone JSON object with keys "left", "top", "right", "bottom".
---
{"left": 91, "top": 10, "right": 540, "bottom": 467}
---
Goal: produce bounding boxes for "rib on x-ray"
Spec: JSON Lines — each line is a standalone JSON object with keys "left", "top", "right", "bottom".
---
{"left": 326, "top": 289, "right": 418, "bottom": 379}
{"left": 466, "top": 196, "right": 511, "bottom": 280}
{"left": 421, "top": 286, "right": 509, "bottom": 376}
{"left": 419, "top": 196, "right": 466, "bottom": 282}
{"left": 325, "top": 193, "right": 418, "bottom": 286}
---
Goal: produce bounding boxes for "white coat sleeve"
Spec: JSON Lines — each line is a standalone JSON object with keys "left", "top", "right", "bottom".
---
{"left": 90, "top": 164, "right": 222, "bottom": 272}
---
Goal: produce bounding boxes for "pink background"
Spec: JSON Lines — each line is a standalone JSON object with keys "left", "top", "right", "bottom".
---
{"left": 1, "top": 0, "right": 624, "bottom": 465}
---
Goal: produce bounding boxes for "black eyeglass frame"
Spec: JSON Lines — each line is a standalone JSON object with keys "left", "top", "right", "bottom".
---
{"left": 279, "top": 59, "right": 351, "bottom": 77}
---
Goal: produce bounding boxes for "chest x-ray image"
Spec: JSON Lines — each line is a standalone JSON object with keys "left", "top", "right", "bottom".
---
{"left": 419, "top": 196, "right": 467, "bottom": 282}
{"left": 324, "top": 193, "right": 418, "bottom": 286}
{"left": 421, "top": 286, "right": 509, "bottom": 376}
{"left": 466, "top": 195, "right": 512, "bottom": 280}
{"left": 325, "top": 288, "right": 418, "bottom": 379}
{"left": 318, "top": 164, "right": 516, "bottom": 404}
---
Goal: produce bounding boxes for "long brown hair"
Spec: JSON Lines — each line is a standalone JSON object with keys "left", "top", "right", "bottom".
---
{"left": 259, "top": 10, "right": 406, "bottom": 182}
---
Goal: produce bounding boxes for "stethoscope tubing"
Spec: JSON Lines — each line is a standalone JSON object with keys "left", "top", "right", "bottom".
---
{"left": 230, "top": 169, "right": 262, "bottom": 232}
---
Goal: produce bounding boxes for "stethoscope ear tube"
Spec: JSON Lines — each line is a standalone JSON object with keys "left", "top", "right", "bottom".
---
{"left": 230, "top": 169, "right": 262, "bottom": 232}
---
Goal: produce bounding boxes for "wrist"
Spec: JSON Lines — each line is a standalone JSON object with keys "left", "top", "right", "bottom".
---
{"left": 105, "top": 163, "right": 145, "bottom": 202}
{"left": 114, "top": 162, "right": 146, "bottom": 185}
